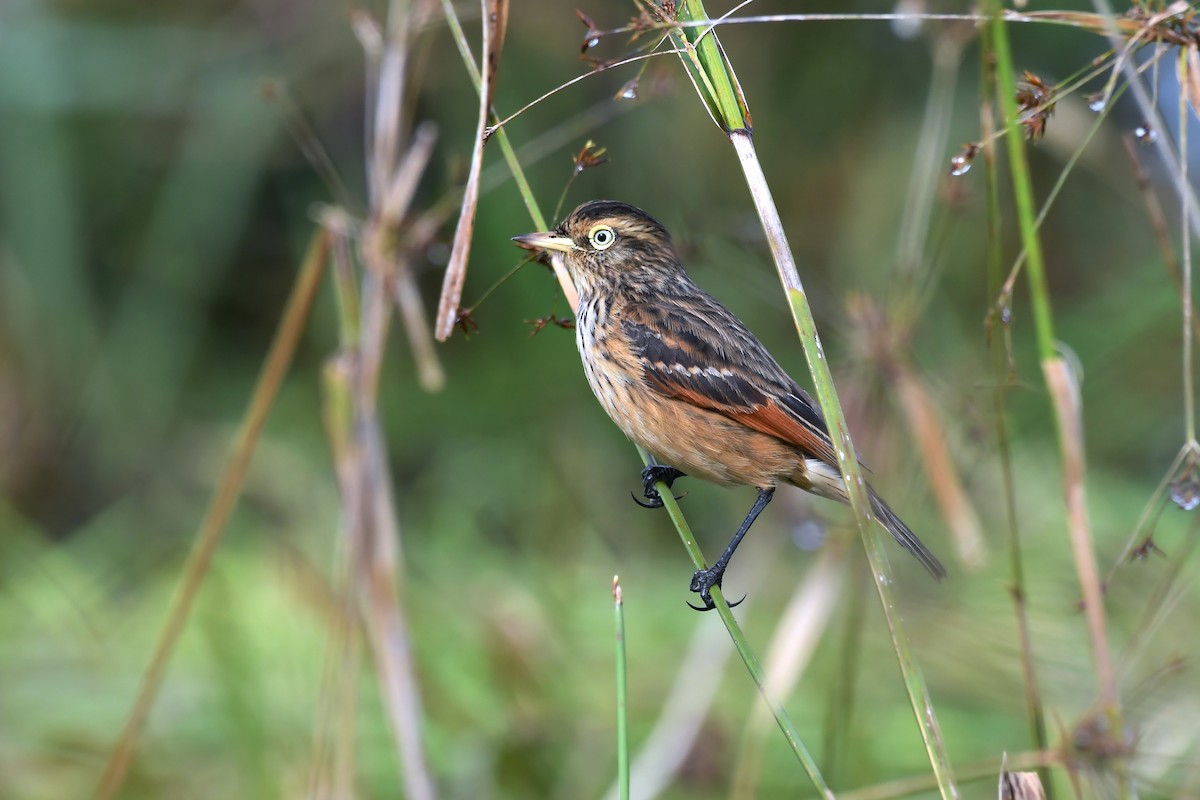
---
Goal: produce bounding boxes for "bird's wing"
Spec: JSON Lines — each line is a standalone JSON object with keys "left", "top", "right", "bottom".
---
{"left": 620, "top": 290, "right": 839, "bottom": 467}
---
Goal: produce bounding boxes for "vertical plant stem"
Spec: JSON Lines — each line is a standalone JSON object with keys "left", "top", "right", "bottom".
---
{"left": 1179, "top": 47, "right": 1196, "bottom": 445}
{"left": 613, "top": 577, "right": 630, "bottom": 800}
{"left": 94, "top": 229, "right": 330, "bottom": 800}
{"left": 309, "top": 226, "right": 364, "bottom": 798}
{"left": 353, "top": 270, "right": 437, "bottom": 800}
{"left": 602, "top": 608, "right": 735, "bottom": 800}
{"left": 987, "top": 2, "right": 1117, "bottom": 713}
{"left": 979, "top": 24, "right": 1052, "bottom": 796}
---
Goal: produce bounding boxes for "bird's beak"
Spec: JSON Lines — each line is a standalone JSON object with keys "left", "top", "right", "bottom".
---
{"left": 511, "top": 230, "right": 578, "bottom": 253}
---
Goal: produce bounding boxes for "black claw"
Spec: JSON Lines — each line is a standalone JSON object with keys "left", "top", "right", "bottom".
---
{"left": 631, "top": 489, "right": 688, "bottom": 509}
{"left": 635, "top": 465, "right": 686, "bottom": 509}
{"left": 682, "top": 487, "right": 773, "bottom": 613}
{"left": 631, "top": 491, "right": 660, "bottom": 509}
{"left": 686, "top": 565, "right": 747, "bottom": 611}
{"left": 688, "top": 566, "right": 725, "bottom": 612}
{"left": 688, "top": 594, "right": 746, "bottom": 611}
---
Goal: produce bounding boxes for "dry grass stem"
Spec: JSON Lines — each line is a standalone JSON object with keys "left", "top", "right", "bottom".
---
{"left": 849, "top": 296, "right": 987, "bottom": 569}
{"left": 838, "top": 751, "right": 1057, "bottom": 800}
{"left": 436, "top": 0, "right": 510, "bottom": 340}
{"left": 1000, "top": 768, "right": 1047, "bottom": 800}
{"left": 94, "top": 229, "right": 331, "bottom": 800}
{"left": 306, "top": 259, "right": 363, "bottom": 800}
{"left": 1183, "top": 43, "right": 1200, "bottom": 118}
{"left": 602, "top": 607, "right": 735, "bottom": 800}
{"left": 361, "top": 121, "right": 445, "bottom": 392}
{"left": 1042, "top": 357, "right": 1114, "bottom": 706}
{"left": 355, "top": 1, "right": 445, "bottom": 391}
{"left": 347, "top": 258, "right": 435, "bottom": 797}
{"left": 894, "top": 368, "right": 986, "bottom": 569}
{"left": 302, "top": 4, "right": 448, "bottom": 793}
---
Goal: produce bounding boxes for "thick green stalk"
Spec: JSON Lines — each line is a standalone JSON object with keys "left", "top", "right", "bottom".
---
{"left": 666, "top": 1, "right": 958, "bottom": 795}
{"left": 782, "top": 289, "right": 956, "bottom": 800}
{"left": 987, "top": 7, "right": 1056, "bottom": 359}
{"left": 670, "top": 0, "right": 749, "bottom": 131}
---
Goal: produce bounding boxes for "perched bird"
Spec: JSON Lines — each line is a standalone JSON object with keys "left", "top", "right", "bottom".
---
{"left": 513, "top": 200, "right": 945, "bottom": 609}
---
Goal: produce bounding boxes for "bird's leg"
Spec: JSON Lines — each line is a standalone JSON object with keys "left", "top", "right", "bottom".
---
{"left": 688, "top": 487, "right": 775, "bottom": 611}
{"left": 632, "top": 464, "right": 686, "bottom": 509}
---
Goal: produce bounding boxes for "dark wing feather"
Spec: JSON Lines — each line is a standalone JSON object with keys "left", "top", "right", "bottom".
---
{"left": 620, "top": 286, "right": 839, "bottom": 466}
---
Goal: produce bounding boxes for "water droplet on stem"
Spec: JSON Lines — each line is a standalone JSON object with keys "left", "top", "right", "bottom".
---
{"left": 948, "top": 142, "right": 979, "bottom": 176}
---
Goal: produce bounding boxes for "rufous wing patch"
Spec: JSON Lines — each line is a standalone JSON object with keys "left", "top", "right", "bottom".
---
{"left": 648, "top": 377, "right": 839, "bottom": 468}
{"left": 729, "top": 399, "right": 839, "bottom": 467}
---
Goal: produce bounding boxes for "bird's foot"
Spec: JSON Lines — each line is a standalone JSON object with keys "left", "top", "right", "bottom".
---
{"left": 687, "top": 566, "right": 745, "bottom": 612}
{"left": 632, "top": 465, "right": 686, "bottom": 509}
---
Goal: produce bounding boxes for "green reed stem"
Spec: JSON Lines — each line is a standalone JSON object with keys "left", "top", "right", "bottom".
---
{"left": 979, "top": 23, "right": 1053, "bottom": 798}
{"left": 670, "top": 0, "right": 749, "bottom": 132}
{"left": 613, "top": 577, "right": 630, "bottom": 800}
{"left": 665, "top": 1, "right": 958, "bottom": 795}
{"left": 639, "top": 447, "right": 835, "bottom": 799}
{"left": 986, "top": 7, "right": 1056, "bottom": 359}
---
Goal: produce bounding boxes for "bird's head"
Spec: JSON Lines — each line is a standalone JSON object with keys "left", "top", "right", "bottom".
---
{"left": 513, "top": 200, "right": 681, "bottom": 293}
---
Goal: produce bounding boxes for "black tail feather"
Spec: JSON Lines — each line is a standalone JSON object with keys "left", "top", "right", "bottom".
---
{"left": 868, "top": 487, "right": 946, "bottom": 580}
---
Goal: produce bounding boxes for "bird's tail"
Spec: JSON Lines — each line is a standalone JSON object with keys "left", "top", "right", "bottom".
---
{"left": 801, "top": 459, "right": 946, "bottom": 579}
{"left": 867, "top": 486, "right": 946, "bottom": 580}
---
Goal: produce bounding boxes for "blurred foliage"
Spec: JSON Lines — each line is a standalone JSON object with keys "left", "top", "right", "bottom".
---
{"left": 2, "top": 0, "right": 1200, "bottom": 798}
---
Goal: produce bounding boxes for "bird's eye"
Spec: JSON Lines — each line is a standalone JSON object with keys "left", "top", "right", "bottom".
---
{"left": 588, "top": 224, "right": 616, "bottom": 250}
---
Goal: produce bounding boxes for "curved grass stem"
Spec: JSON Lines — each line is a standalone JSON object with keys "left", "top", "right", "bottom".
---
{"left": 639, "top": 447, "right": 835, "bottom": 799}
{"left": 731, "top": 101, "right": 960, "bottom": 800}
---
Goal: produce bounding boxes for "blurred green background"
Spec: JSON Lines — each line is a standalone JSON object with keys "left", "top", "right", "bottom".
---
{"left": 2, "top": 0, "right": 1199, "bottom": 797}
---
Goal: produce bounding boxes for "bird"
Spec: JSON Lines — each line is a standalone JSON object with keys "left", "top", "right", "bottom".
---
{"left": 513, "top": 200, "right": 945, "bottom": 609}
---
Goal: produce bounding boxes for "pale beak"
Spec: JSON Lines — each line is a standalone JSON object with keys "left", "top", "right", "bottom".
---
{"left": 511, "top": 230, "right": 578, "bottom": 253}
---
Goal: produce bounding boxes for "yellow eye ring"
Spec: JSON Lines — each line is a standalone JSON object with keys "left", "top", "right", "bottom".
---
{"left": 588, "top": 224, "right": 616, "bottom": 250}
